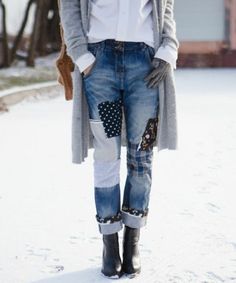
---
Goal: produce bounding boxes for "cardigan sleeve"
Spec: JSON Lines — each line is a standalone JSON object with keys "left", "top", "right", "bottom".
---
{"left": 155, "top": 0, "right": 179, "bottom": 69}
{"left": 59, "top": 0, "right": 88, "bottom": 63}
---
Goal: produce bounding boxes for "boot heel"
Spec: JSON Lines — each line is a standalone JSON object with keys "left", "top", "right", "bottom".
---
{"left": 122, "top": 226, "right": 141, "bottom": 278}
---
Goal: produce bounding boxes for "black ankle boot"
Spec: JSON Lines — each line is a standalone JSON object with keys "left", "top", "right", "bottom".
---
{"left": 122, "top": 226, "right": 141, "bottom": 278}
{"left": 101, "top": 233, "right": 122, "bottom": 278}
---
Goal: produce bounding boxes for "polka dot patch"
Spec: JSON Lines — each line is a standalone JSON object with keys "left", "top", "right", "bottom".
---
{"left": 98, "top": 98, "right": 123, "bottom": 138}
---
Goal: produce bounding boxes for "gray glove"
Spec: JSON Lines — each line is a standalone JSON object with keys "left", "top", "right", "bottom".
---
{"left": 144, "top": 58, "right": 171, "bottom": 88}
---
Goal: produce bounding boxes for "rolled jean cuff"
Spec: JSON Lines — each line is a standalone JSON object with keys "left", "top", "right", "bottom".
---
{"left": 98, "top": 220, "right": 123, "bottom": 235}
{"left": 121, "top": 210, "right": 148, "bottom": 229}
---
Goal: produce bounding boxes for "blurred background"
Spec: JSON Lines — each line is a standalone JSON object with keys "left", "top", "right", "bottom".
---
{"left": 1, "top": 0, "right": 236, "bottom": 69}
{"left": 0, "top": 0, "right": 60, "bottom": 68}
{"left": 0, "top": 1, "right": 236, "bottom": 283}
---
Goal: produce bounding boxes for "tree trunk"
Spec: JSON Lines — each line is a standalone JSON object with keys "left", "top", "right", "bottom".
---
{"left": 27, "top": 0, "right": 42, "bottom": 66}
{"left": 0, "top": 0, "right": 9, "bottom": 67}
{"left": 36, "top": 0, "right": 51, "bottom": 56}
{"left": 9, "top": 0, "right": 60, "bottom": 67}
{"left": 10, "top": 0, "right": 36, "bottom": 64}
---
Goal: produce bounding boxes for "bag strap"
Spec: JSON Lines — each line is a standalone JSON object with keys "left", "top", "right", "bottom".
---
{"left": 56, "top": 0, "right": 74, "bottom": 101}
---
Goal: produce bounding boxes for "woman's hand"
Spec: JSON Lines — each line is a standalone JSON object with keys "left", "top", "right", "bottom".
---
{"left": 144, "top": 58, "right": 171, "bottom": 88}
{"left": 82, "top": 61, "right": 96, "bottom": 76}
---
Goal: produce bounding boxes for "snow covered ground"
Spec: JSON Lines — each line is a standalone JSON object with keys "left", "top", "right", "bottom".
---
{"left": 0, "top": 53, "right": 58, "bottom": 92}
{"left": 0, "top": 68, "right": 236, "bottom": 283}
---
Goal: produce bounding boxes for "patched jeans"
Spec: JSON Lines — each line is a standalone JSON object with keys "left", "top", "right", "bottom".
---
{"left": 82, "top": 39, "right": 159, "bottom": 235}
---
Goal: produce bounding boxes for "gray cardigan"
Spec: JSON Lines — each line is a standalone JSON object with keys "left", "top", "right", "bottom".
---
{"left": 59, "top": 0, "right": 179, "bottom": 164}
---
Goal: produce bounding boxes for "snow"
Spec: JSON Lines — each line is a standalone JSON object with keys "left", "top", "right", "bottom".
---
{"left": 0, "top": 68, "right": 236, "bottom": 283}
{"left": 0, "top": 81, "right": 58, "bottom": 98}
{"left": 0, "top": 53, "right": 58, "bottom": 94}
{"left": 0, "top": 53, "right": 58, "bottom": 78}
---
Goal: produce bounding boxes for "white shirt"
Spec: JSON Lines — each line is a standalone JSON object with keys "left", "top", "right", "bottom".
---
{"left": 76, "top": 0, "right": 177, "bottom": 73}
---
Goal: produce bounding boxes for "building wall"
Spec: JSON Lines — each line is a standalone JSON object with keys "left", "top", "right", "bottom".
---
{"left": 225, "top": 0, "right": 236, "bottom": 49}
{"left": 175, "top": 0, "right": 236, "bottom": 66}
{"left": 174, "top": 0, "right": 230, "bottom": 54}
{"left": 174, "top": 0, "right": 226, "bottom": 42}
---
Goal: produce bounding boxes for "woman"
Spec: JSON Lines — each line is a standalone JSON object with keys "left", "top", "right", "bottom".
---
{"left": 59, "top": 0, "right": 179, "bottom": 279}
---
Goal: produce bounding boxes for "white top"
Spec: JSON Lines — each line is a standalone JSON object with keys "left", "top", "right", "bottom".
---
{"left": 76, "top": 0, "right": 177, "bottom": 73}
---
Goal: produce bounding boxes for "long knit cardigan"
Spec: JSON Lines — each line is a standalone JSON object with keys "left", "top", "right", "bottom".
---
{"left": 59, "top": 0, "right": 179, "bottom": 164}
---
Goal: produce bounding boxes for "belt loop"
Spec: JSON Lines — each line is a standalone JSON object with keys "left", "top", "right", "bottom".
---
{"left": 102, "top": 39, "right": 105, "bottom": 50}
{"left": 114, "top": 40, "right": 124, "bottom": 51}
{"left": 141, "top": 42, "right": 147, "bottom": 51}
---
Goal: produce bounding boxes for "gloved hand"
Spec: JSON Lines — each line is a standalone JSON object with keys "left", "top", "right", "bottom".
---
{"left": 144, "top": 58, "right": 171, "bottom": 88}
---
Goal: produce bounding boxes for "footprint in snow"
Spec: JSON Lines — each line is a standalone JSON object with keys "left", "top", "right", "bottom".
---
{"left": 206, "top": 271, "right": 224, "bottom": 282}
{"left": 206, "top": 202, "right": 220, "bottom": 213}
{"left": 69, "top": 235, "right": 79, "bottom": 244}
{"left": 184, "top": 270, "right": 198, "bottom": 281}
{"left": 228, "top": 242, "right": 236, "bottom": 250}
{"left": 179, "top": 209, "right": 194, "bottom": 217}
{"left": 40, "top": 264, "right": 64, "bottom": 274}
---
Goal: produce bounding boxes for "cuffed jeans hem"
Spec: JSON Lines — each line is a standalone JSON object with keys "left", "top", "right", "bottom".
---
{"left": 121, "top": 210, "right": 147, "bottom": 229}
{"left": 98, "top": 220, "right": 123, "bottom": 235}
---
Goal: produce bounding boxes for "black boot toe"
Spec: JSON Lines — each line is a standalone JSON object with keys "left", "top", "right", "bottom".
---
{"left": 101, "top": 233, "right": 123, "bottom": 278}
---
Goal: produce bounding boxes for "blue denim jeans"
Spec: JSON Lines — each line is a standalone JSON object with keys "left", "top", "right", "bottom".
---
{"left": 82, "top": 39, "right": 159, "bottom": 235}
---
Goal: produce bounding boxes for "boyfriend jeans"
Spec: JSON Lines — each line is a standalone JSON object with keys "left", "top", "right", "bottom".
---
{"left": 82, "top": 39, "right": 159, "bottom": 235}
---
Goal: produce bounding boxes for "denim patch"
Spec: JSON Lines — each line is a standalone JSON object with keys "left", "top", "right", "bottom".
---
{"left": 89, "top": 119, "right": 121, "bottom": 161}
{"left": 94, "top": 159, "right": 121, "bottom": 188}
{"left": 121, "top": 210, "right": 148, "bottom": 228}
{"left": 98, "top": 98, "right": 123, "bottom": 138}
{"left": 96, "top": 211, "right": 122, "bottom": 224}
{"left": 127, "top": 141, "right": 153, "bottom": 177}
{"left": 122, "top": 206, "right": 149, "bottom": 217}
{"left": 98, "top": 220, "right": 123, "bottom": 235}
{"left": 137, "top": 117, "right": 158, "bottom": 151}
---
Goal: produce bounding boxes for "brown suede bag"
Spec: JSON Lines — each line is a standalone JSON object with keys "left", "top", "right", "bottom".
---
{"left": 56, "top": 0, "right": 74, "bottom": 101}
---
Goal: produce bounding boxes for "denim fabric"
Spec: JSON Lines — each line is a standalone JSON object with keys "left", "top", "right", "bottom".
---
{"left": 82, "top": 39, "right": 159, "bottom": 234}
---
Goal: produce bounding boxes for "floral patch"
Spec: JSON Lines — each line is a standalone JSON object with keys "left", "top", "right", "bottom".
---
{"left": 137, "top": 117, "right": 158, "bottom": 151}
{"left": 96, "top": 212, "right": 122, "bottom": 224}
{"left": 122, "top": 206, "right": 149, "bottom": 218}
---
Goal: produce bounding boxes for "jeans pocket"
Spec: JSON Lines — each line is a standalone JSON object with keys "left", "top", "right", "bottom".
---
{"left": 82, "top": 60, "right": 97, "bottom": 79}
{"left": 83, "top": 44, "right": 102, "bottom": 79}
{"left": 144, "top": 45, "right": 155, "bottom": 63}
